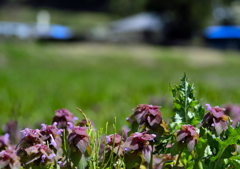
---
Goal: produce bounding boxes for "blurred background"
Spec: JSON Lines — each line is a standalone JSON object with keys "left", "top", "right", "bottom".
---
{"left": 0, "top": 0, "right": 240, "bottom": 132}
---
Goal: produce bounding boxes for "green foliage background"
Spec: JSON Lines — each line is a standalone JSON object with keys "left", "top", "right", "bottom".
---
{"left": 0, "top": 41, "right": 240, "bottom": 132}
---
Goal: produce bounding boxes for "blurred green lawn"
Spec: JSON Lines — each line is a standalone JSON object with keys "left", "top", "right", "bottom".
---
{"left": 0, "top": 41, "right": 240, "bottom": 132}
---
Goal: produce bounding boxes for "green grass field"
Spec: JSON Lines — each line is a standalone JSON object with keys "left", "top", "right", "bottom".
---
{"left": 0, "top": 41, "right": 240, "bottom": 132}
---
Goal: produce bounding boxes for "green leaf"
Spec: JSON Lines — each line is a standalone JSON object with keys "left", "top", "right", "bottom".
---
{"left": 154, "top": 134, "right": 174, "bottom": 155}
{"left": 69, "top": 146, "right": 90, "bottom": 169}
{"left": 124, "top": 151, "right": 143, "bottom": 169}
{"left": 170, "top": 73, "right": 204, "bottom": 125}
{"left": 195, "top": 138, "right": 207, "bottom": 157}
{"left": 171, "top": 142, "right": 184, "bottom": 157}
{"left": 208, "top": 122, "right": 240, "bottom": 169}
{"left": 130, "top": 120, "right": 139, "bottom": 135}
{"left": 78, "top": 154, "right": 88, "bottom": 169}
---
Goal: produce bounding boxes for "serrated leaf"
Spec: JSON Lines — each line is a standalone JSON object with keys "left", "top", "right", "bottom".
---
{"left": 170, "top": 73, "right": 204, "bottom": 125}
{"left": 208, "top": 121, "right": 240, "bottom": 169}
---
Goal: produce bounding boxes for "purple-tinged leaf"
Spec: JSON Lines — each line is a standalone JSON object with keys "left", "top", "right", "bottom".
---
{"left": 76, "top": 137, "right": 89, "bottom": 154}
{"left": 142, "top": 145, "right": 152, "bottom": 164}
{"left": 177, "top": 131, "right": 188, "bottom": 142}
{"left": 186, "top": 137, "right": 196, "bottom": 153}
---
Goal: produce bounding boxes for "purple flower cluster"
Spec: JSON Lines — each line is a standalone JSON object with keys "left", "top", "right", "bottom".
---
{"left": 124, "top": 132, "right": 156, "bottom": 164}
{"left": 105, "top": 134, "right": 124, "bottom": 156}
{"left": 176, "top": 125, "right": 199, "bottom": 153}
{"left": 0, "top": 150, "right": 21, "bottom": 169}
{"left": 40, "top": 122, "right": 63, "bottom": 150}
{"left": 127, "top": 104, "right": 169, "bottom": 140}
{"left": 0, "top": 133, "right": 10, "bottom": 151}
{"left": 67, "top": 123, "right": 90, "bottom": 154}
{"left": 224, "top": 104, "right": 240, "bottom": 128}
{"left": 52, "top": 108, "right": 78, "bottom": 128}
{"left": 202, "top": 104, "right": 229, "bottom": 135}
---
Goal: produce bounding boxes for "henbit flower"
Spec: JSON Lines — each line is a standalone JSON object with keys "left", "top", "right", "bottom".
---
{"left": 67, "top": 125, "right": 90, "bottom": 154}
{"left": 176, "top": 125, "right": 199, "bottom": 153}
{"left": 3, "top": 120, "right": 21, "bottom": 144}
{"left": 41, "top": 124, "right": 47, "bottom": 131}
{"left": 0, "top": 150, "right": 21, "bottom": 169}
{"left": 16, "top": 128, "right": 43, "bottom": 152}
{"left": 224, "top": 104, "right": 240, "bottom": 128}
{"left": 41, "top": 153, "right": 56, "bottom": 163}
{"left": 21, "top": 128, "right": 41, "bottom": 138}
{"left": 202, "top": 104, "right": 229, "bottom": 135}
{"left": 120, "top": 126, "right": 130, "bottom": 141}
{"left": 49, "top": 134, "right": 57, "bottom": 148}
{"left": 105, "top": 134, "right": 124, "bottom": 156}
{"left": 0, "top": 133, "right": 10, "bottom": 151}
{"left": 124, "top": 132, "right": 156, "bottom": 164}
{"left": 58, "top": 129, "right": 63, "bottom": 136}
{"left": 40, "top": 123, "right": 62, "bottom": 150}
{"left": 52, "top": 108, "right": 78, "bottom": 128}
{"left": 24, "top": 144, "right": 56, "bottom": 165}
{"left": 67, "top": 122, "right": 75, "bottom": 130}
{"left": 129, "top": 104, "right": 169, "bottom": 140}
{"left": 16, "top": 128, "right": 44, "bottom": 165}
{"left": 133, "top": 104, "right": 162, "bottom": 129}
{"left": 41, "top": 155, "right": 46, "bottom": 163}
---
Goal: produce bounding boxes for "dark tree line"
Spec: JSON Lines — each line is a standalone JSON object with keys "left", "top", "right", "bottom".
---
{"left": 0, "top": 0, "right": 236, "bottom": 40}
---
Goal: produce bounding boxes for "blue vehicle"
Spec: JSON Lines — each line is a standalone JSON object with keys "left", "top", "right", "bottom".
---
{"left": 204, "top": 25, "right": 240, "bottom": 49}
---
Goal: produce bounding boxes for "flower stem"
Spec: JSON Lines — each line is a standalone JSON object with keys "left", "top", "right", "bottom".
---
{"left": 149, "top": 144, "right": 154, "bottom": 169}
{"left": 193, "top": 140, "right": 208, "bottom": 169}
{"left": 62, "top": 129, "right": 69, "bottom": 168}
{"left": 175, "top": 147, "right": 184, "bottom": 167}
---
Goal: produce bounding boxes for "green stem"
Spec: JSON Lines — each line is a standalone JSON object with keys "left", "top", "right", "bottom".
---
{"left": 62, "top": 129, "right": 69, "bottom": 168}
{"left": 101, "top": 122, "right": 108, "bottom": 168}
{"left": 198, "top": 161, "right": 203, "bottom": 169}
{"left": 175, "top": 147, "right": 184, "bottom": 167}
{"left": 184, "top": 81, "right": 188, "bottom": 124}
{"left": 149, "top": 144, "right": 154, "bottom": 169}
{"left": 193, "top": 140, "right": 208, "bottom": 169}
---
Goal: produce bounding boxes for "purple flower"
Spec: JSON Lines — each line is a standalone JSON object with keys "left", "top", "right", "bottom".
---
{"left": 58, "top": 129, "right": 63, "bottom": 136}
{"left": 202, "top": 104, "right": 229, "bottom": 135}
{"left": 25, "top": 144, "right": 56, "bottom": 165}
{"left": 49, "top": 134, "right": 57, "bottom": 148}
{"left": 133, "top": 104, "right": 162, "bottom": 129}
{"left": 41, "top": 124, "right": 46, "bottom": 131}
{"left": 0, "top": 134, "right": 10, "bottom": 151}
{"left": 39, "top": 123, "right": 62, "bottom": 150}
{"left": 99, "top": 133, "right": 125, "bottom": 166}
{"left": 41, "top": 155, "right": 46, "bottom": 163}
{"left": 73, "top": 117, "right": 78, "bottom": 123}
{"left": 16, "top": 128, "right": 43, "bottom": 153}
{"left": 120, "top": 126, "right": 130, "bottom": 142}
{"left": 67, "top": 125, "right": 90, "bottom": 154}
{"left": 124, "top": 132, "right": 156, "bottom": 164}
{"left": 3, "top": 120, "right": 21, "bottom": 145}
{"left": 67, "top": 122, "right": 75, "bottom": 130}
{"left": 52, "top": 108, "right": 78, "bottom": 128}
{"left": 128, "top": 104, "right": 169, "bottom": 138}
{"left": 224, "top": 104, "right": 240, "bottom": 128}
{"left": 0, "top": 150, "right": 21, "bottom": 169}
{"left": 48, "top": 153, "right": 56, "bottom": 161}
{"left": 176, "top": 125, "right": 199, "bottom": 153}
{"left": 105, "top": 134, "right": 124, "bottom": 156}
